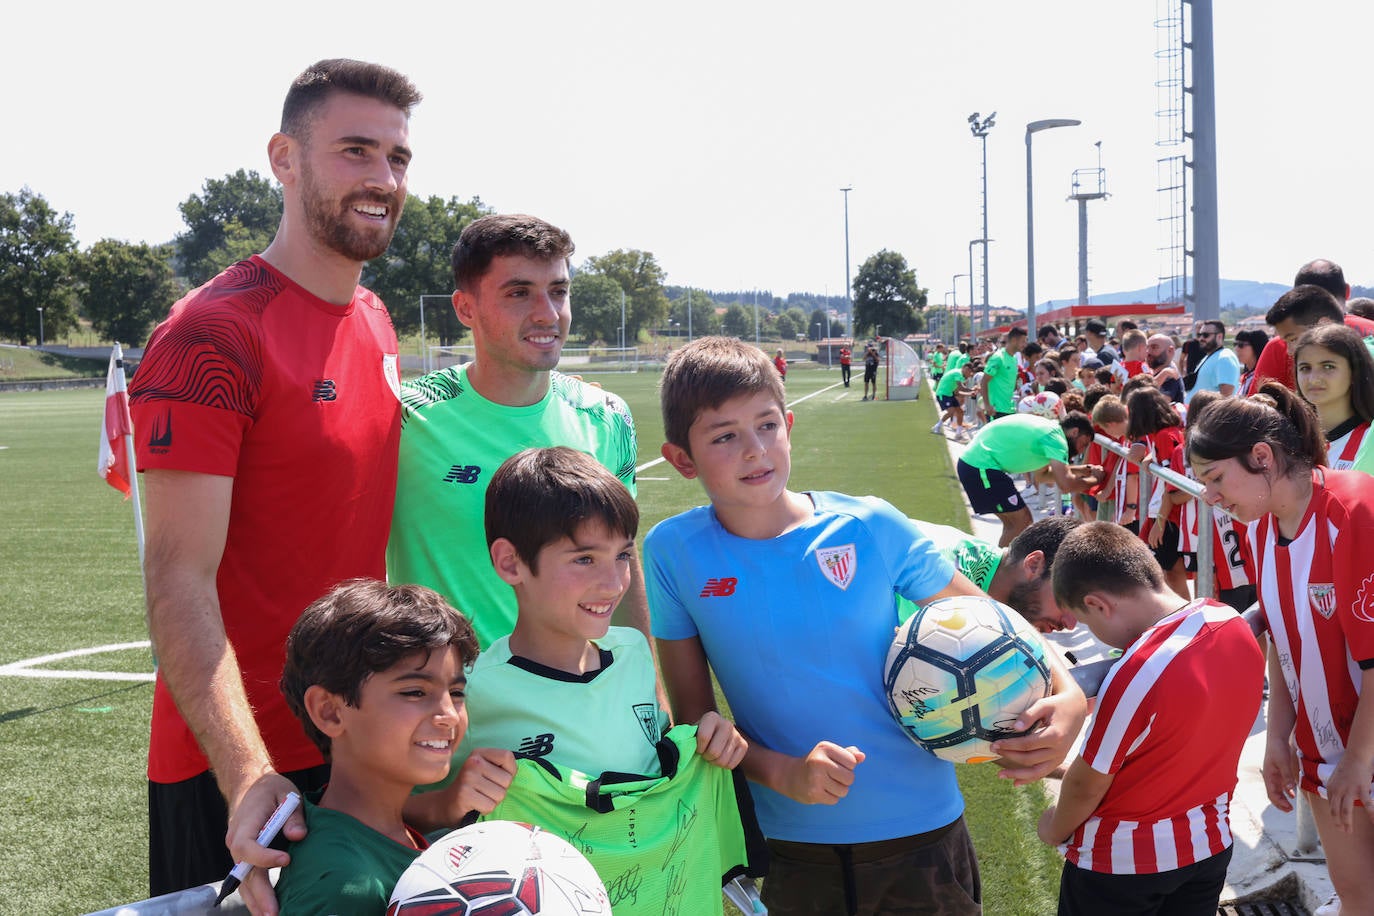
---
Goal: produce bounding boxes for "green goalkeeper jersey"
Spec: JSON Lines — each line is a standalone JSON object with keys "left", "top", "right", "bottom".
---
{"left": 482, "top": 725, "right": 767, "bottom": 916}
{"left": 387, "top": 365, "right": 638, "bottom": 648}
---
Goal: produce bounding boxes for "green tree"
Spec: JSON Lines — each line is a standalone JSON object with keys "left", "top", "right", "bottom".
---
{"left": 0, "top": 188, "right": 80, "bottom": 345}
{"left": 808, "top": 308, "right": 829, "bottom": 340}
{"left": 77, "top": 240, "right": 184, "bottom": 346}
{"left": 569, "top": 272, "right": 625, "bottom": 344}
{"left": 672, "top": 291, "right": 720, "bottom": 338}
{"left": 924, "top": 307, "right": 967, "bottom": 343}
{"left": 175, "top": 170, "right": 282, "bottom": 285}
{"left": 852, "top": 249, "right": 927, "bottom": 338}
{"left": 363, "top": 194, "right": 490, "bottom": 344}
{"left": 721, "top": 303, "right": 751, "bottom": 338}
{"left": 580, "top": 250, "right": 670, "bottom": 341}
{"left": 775, "top": 311, "right": 798, "bottom": 342}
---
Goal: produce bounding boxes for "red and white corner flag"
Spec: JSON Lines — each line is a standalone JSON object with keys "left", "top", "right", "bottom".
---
{"left": 98, "top": 343, "right": 134, "bottom": 498}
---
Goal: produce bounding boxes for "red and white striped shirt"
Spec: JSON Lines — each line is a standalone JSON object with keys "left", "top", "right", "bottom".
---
{"left": 1177, "top": 471, "right": 1252, "bottom": 591}
{"left": 1063, "top": 600, "right": 1264, "bottom": 874}
{"left": 1138, "top": 427, "right": 1185, "bottom": 544}
{"left": 1326, "top": 419, "right": 1370, "bottom": 472}
{"left": 1249, "top": 469, "right": 1374, "bottom": 795}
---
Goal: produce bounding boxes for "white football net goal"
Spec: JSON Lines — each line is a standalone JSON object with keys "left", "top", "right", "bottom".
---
{"left": 885, "top": 337, "right": 923, "bottom": 400}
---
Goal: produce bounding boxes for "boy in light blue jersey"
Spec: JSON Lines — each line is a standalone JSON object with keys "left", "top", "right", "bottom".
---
{"left": 646, "top": 336, "right": 1089, "bottom": 916}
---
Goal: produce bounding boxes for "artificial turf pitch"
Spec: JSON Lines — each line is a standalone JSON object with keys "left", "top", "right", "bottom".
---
{"left": 0, "top": 363, "right": 1061, "bottom": 915}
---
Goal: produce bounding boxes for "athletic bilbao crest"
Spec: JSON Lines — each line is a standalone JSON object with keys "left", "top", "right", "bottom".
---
{"left": 634, "top": 702, "right": 662, "bottom": 744}
{"left": 1308, "top": 583, "right": 1337, "bottom": 620}
{"left": 816, "top": 545, "right": 857, "bottom": 591}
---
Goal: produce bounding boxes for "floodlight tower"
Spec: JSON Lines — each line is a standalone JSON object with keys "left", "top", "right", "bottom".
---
{"left": 968, "top": 111, "right": 995, "bottom": 336}
{"left": 1068, "top": 142, "right": 1110, "bottom": 309}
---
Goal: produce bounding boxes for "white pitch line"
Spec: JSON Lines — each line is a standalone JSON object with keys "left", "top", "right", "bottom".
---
{"left": 634, "top": 381, "right": 844, "bottom": 475}
{"left": 0, "top": 641, "right": 155, "bottom": 683}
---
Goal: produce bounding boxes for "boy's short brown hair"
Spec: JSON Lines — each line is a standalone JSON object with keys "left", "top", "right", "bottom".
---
{"left": 1091, "top": 395, "right": 1127, "bottom": 426}
{"left": 1052, "top": 522, "right": 1165, "bottom": 612}
{"left": 660, "top": 336, "right": 786, "bottom": 452}
{"left": 451, "top": 214, "right": 575, "bottom": 292}
{"left": 485, "top": 446, "right": 638, "bottom": 573}
{"left": 280, "top": 579, "right": 478, "bottom": 758}
{"left": 1121, "top": 329, "right": 1147, "bottom": 353}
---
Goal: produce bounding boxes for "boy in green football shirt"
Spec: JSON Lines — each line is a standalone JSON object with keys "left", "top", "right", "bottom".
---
{"left": 409, "top": 447, "right": 760, "bottom": 916}
{"left": 274, "top": 580, "right": 480, "bottom": 915}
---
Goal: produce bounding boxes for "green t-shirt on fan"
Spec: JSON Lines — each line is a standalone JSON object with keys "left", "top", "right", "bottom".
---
{"left": 982, "top": 348, "right": 1020, "bottom": 415}
{"left": 935, "top": 370, "right": 967, "bottom": 398}
{"left": 960, "top": 414, "right": 1069, "bottom": 474}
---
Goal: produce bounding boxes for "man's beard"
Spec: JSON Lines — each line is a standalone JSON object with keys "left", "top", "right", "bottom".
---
{"left": 1148, "top": 353, "right": 1169, "bottom": 370}
{"left": 1006, "top": 577, "right": 1045, "bottom": 622}
{"left": 300, "top": 163, "right": 401, "bottom": 262}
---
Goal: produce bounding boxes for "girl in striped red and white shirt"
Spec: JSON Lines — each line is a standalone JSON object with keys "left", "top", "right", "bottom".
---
{"left": 1181, "top": 389, "right": 1256, "bottom": 614}
{"left": 1294, "top": 322, "right": 1374, "bottom": 472}
{"left": 1190, "top": 383, "right": 1374, "bottom": 912}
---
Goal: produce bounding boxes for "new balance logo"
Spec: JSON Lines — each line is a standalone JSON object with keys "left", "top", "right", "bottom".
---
{"left": 147, "top": 412, "right": 172, "bottom": 453}
{"left": 517, "top": 733, "right": 555, "bottom": 758}
{"left": 442, "top": 465, "right": 481, "bottom": 484}
{"left": 312, "top": 379, "right": 337, "bottom": 402}
{"left": 699, "top": 577, "right": 737, "bottom": 598}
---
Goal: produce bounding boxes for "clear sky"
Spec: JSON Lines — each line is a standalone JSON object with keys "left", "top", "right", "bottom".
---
{"left": 5, "top": 1, "right": 1370, "bottom": 311}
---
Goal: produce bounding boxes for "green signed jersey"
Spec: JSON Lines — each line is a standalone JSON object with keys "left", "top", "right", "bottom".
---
{"left": 481, "top": 726, "right": 766, "bottom": 916}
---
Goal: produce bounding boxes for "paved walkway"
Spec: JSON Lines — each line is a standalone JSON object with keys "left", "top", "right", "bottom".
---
{"left": 928, "top": 405, "right": 1337, "bottom": 914}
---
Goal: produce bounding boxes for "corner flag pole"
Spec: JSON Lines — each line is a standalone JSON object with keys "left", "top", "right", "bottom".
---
{"left": 100, "top": 343, "right": 146, "bottom": 573}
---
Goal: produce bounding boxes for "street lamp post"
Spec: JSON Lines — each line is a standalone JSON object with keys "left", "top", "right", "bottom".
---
{"left": 969, "top": 239, "right": 990, "bottom": 338}
{"left": 753, "top": 290, "right": 760, "bottom": 345}
{"left": 36, "top": 307, "right": 43, "bottom": 348}
{"left": 952, "top": 274, "right": 969, "bottom": 343}
{"left": 841, "top": 186, "right": 853, "bottom": 338}
{"left": 968, "top": 112, "right": 995, "bottom": 339}
{"left": 1025, "top": 118, "right": 1081, "bottom": 335}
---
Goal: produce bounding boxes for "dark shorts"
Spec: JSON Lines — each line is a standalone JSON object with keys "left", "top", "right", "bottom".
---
{"left": 938, "top": 394, "right": 960, "bottom": 409}
{"left": 957, "top": 458, "right": 1026, "bottom": 516}
{"left": 863, "top": 366, "right": 878, "bottom": 383}
{"left": 1058, "top": 845, "right": 1231, "bottom": 916}
{"left": 1148, "top": 520, "right": 1183, "bottom": 570}
{"left": 148, "top": 764, "right": 330, "bottom": 896}
{"left": 762, "top": 817, "right": 981, "bottom": 916}
{"left": 1218, "top": 584, "right": 1258, "bottom": 614}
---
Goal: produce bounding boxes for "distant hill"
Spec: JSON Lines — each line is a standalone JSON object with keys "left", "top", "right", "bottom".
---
{"left": 1042, "top": 279, "right": 1290, "bottom": 313}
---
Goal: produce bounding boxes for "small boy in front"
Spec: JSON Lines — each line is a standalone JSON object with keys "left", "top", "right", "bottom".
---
{"left": 447, "top": 445, "right": 744, "bottom": 778}
{"left": 646, "top": 336, "right": 1089, "bottom": 915}
{"left": 1039, "top": 522, "right": 1264, "bottom": 916}
{"left": 274, "top": 579, "right": 479, "bottom": 915}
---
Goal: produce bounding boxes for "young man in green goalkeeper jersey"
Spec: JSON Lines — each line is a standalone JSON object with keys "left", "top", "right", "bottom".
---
{"left": 386, "top": 214, "right": 647, "bottom": 651}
